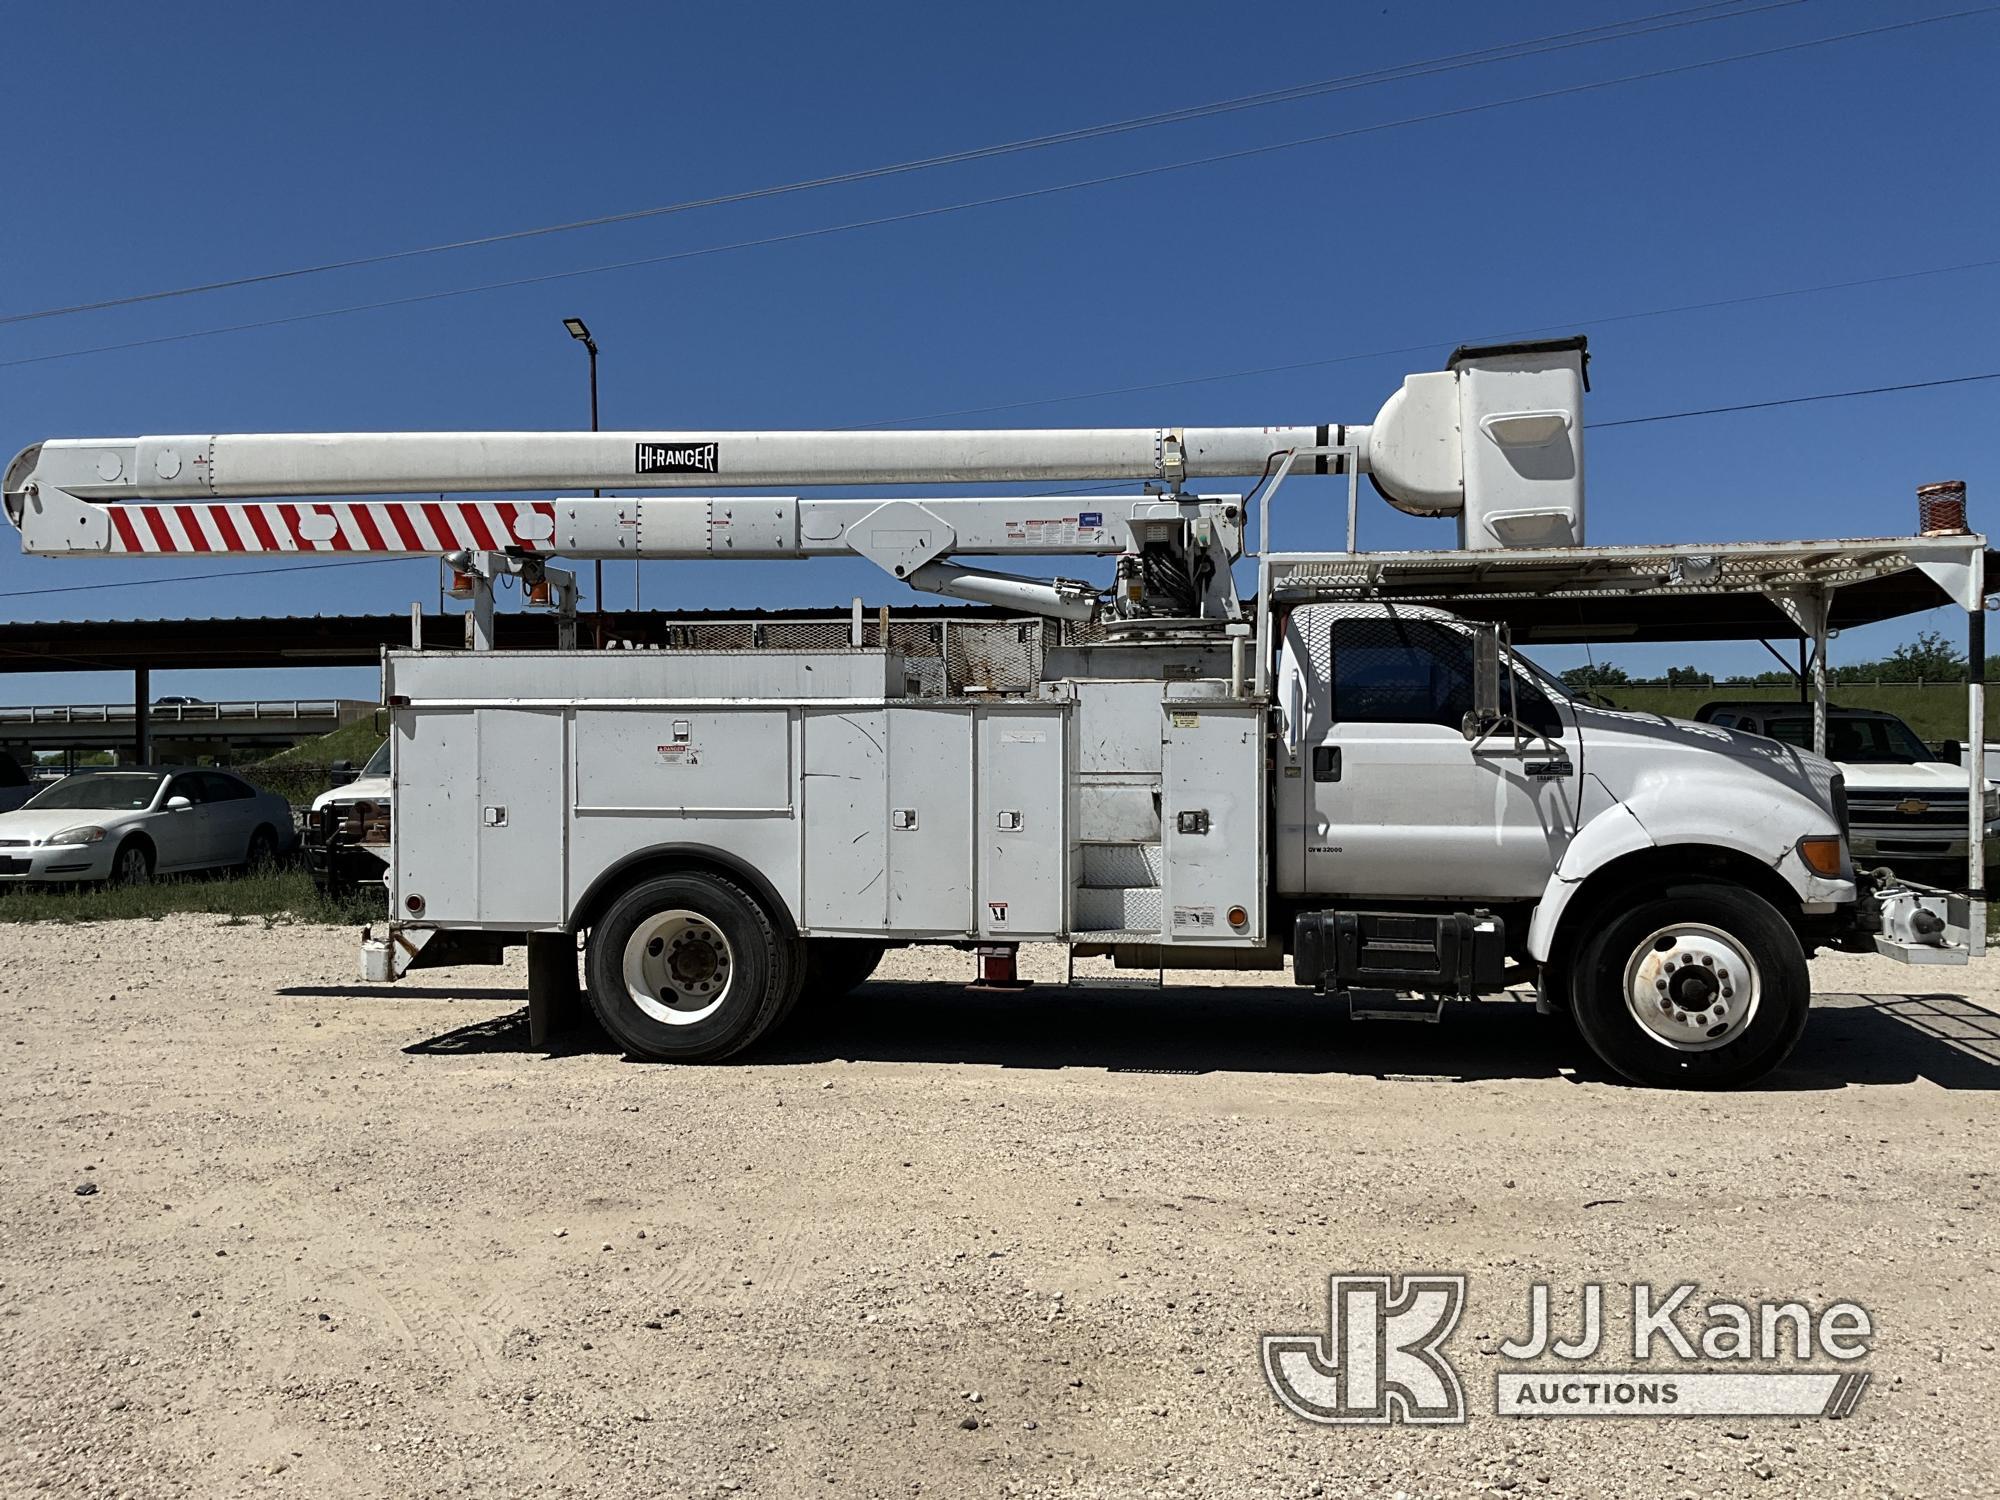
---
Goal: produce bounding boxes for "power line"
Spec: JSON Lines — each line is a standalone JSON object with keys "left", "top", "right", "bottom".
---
{"left": 0, "top": 0, "right": 1805, "bottom": 329}
{"left": 846, "top": 254, "right": 2000, "bottom": 426}
{"left": 3, "top": 560, "right": 416, "bottom": 600}
{"left": 1591, "top": 370, "right": 2000, "bottom": 426}
{"left": 8, "top": 369, "right": 1993, "bottom": 602}
{"left": 8, "top": 4, "right": 1991, "bottom": 371}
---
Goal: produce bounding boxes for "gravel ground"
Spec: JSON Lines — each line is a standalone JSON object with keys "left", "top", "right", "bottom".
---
{"left": 1, "top": 918, "right": 1995, "bottom": 1499}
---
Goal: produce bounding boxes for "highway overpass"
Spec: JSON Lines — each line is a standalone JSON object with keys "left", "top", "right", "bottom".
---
{"left": 0, "top": 699, "right": 373, "bottom": 759}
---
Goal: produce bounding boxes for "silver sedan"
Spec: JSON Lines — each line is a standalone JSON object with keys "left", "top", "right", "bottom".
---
{"left": 0, "top": 767, "right": 295, "bottom": 884}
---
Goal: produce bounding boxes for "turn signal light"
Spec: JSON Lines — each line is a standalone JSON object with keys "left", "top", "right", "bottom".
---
{"left": 525, "top": 576, "right": 553, "bottom": 607}
{"left": 1227, "top": 904, "right": 1249, "bottom": 929}
{"left": 1797, "top": 836, "right": 1844, "bottom": 878}
{"left": 446, "top": 569, "right": 474, "bottom": 600}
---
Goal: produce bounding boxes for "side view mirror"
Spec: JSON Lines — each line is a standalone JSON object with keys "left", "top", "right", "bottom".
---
{"left": 166, "top": 795, "right": 192, "bottom": 811}
{"left": 1463, "top": 621, "right": 1504, "bottom": 742}
{"left": 1941, "top": 739, "right": 1963, "bottom": 765}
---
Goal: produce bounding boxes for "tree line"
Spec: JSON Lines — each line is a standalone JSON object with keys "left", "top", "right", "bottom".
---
{"left": 1560, "top": 630, "right": 1992, "bottom": 690}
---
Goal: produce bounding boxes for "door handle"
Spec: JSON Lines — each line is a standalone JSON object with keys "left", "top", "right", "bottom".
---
{"left": 1312, "top": 745, "right": 1341, "bottom": 783}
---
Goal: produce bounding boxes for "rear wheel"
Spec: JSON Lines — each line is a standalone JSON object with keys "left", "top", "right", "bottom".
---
{"left": 584, "top": 871, "right": 798, "bottom": 1061}
{"left": 243, "top": 826, "right": 279, "bottom": 871}
{"left": 1569, "top": 882, "right": 1808, "bottom": 1089}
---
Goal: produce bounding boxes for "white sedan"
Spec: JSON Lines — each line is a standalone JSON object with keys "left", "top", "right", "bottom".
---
{"left": 0, "top": 767, "right": 295, "bottom": 885}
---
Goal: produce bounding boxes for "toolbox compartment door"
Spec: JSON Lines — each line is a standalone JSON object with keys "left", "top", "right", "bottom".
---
{"left": 975, "top": 706, "right": 1068, "bottom": 938}
{"left": 802, "top": 709, "right": 889, "bottom": 932}
{"left": 887, "top": 706, "right": 974, "bottom": 936}
{"left": 394, "top": 706, "right": 566, "bottom": 927}
{"left": 1161, "top": 701, "right": 1264, "bottom": 944}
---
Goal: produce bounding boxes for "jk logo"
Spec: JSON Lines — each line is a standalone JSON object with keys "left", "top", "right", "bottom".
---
{"left": 1262, "top": 1274, "right": 1467, "bottom": 1425}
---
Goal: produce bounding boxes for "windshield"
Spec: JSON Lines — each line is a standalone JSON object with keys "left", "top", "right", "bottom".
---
{"left": 25, "top": 772, "right": 166, "bottom": 811}
{"left": 1764, "top": 716, "right": 1935, "bottom": 764}
{"left": 1507, "top": 646, "right": 1574, "bottom": 702}
{"left": 360, "top": 740, "right": 391, "bottom": 778}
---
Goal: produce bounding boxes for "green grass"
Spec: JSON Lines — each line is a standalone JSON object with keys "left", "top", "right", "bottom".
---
{"left": 259, "top": 717, "right": 387, "bottom": 768}
{"left": 0, "top": 868, "right": 383, "bottom": 926}
{"left": 243, "top": 719, "right": 388, "bottom": 805}
{"left": 1596, "top": 683, "right": 1995, "bottom": 743}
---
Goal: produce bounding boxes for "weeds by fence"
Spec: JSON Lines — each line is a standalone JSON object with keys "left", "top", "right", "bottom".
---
{"left": 241, "top": 760, "right": 362, "bottom": 807}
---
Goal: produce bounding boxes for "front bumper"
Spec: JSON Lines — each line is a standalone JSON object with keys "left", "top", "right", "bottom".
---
{"left": 305, "top": 797, "right": 391, "bottom": 897}
{"left": 0, "top": 840, "right": 119, "bottom": 882}
{"left": 304, "top": 835, "right": 388, "bottom": 895}
{"left": 1848, "top": 820, "right": 2000, "bottom": 868}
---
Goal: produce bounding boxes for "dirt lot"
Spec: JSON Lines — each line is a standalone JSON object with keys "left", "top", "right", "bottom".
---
{"left": 1, "top": 919, "right": 1994, "bottom": 1499}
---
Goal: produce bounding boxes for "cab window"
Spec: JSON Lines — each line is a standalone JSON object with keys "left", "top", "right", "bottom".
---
{"left": 1329, "top": 617, "right": 1562, "bottom": 736}
{"left": 165, "top": 773, "right": 211, "bottom": 805}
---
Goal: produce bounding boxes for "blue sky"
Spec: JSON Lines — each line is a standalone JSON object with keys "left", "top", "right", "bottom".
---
{"left": 4, "top": 0, "right": 1997, "bottom": 704}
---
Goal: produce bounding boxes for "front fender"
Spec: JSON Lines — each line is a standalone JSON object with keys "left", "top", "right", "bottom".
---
{"left": 1526, "top": 785, "right": 1839, "bottom": 962}
{"left": 1526, "top": 802, "right": 1652, "bottom": 962}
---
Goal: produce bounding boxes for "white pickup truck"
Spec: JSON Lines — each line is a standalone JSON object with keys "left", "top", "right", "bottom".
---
{"left": 1695, "top": 701, "right": 1998, "bottom": 879}
{"left": 304, "top": 739, "right": 391, "bottom": 898}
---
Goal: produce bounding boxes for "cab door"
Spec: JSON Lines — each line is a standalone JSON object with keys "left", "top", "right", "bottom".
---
{"left": 197, "top": 772, "right": 259, "bottom": 865}
{"left": 1285, "top": 609, "right": 1579, "bottom": 901}
{"left": 154, "top": 772, "right": 218, "bottom": 869}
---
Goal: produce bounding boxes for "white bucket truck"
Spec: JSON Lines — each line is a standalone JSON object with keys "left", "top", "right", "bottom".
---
{"left": 8, "top": 337, "right": 1986, "bottom": 1087}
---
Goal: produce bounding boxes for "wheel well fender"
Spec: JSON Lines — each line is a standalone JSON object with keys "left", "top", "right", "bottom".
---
{"left": 1529, "top": 842, "right": 1805, "bottom": 966}
{"left": 114, "top": 829, "right": 155, "bottom": 858}
{"left": 568, "top": 843, "right": 797, "bottom": 939}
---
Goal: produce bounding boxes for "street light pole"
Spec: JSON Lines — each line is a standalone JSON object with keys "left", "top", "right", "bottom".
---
{"left": 563, "top": 318, "right": 601, "bottom": 615}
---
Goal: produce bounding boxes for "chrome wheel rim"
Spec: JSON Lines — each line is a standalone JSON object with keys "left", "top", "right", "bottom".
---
{"left": 621, "top": 909, "right": 734, "bottom": 1026}
{"left": 1623, "top": 922, "right": 1760, "bottom": 1052}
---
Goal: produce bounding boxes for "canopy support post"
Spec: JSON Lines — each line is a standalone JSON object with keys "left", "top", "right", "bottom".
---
{"left": 1968, "top": 547, "right": 1986, "bottom": 901}
{"left": 1771, "top": 590, "right": 1832, "bottom": 758}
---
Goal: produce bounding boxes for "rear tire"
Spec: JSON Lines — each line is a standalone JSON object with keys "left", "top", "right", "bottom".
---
{"left": 243, "top": 826, "right": 279, "bottom": 872}
{"left": 1569, "top": 882, "right": 1808, "bottom": 1089}
{"left": 584, "top": 871, "right": 799, "bottom": 1062}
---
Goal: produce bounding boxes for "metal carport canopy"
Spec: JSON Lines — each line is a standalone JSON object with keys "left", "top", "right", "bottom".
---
{"left": 1261, "top": 535, "right": 1995, "bottom": 643}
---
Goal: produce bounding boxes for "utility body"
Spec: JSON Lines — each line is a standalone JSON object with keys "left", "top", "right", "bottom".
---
{"left": 7, "top": 337, "right": 1986, "bottom": 1087}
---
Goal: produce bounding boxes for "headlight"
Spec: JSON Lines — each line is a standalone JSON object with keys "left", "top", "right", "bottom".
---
{"left": 44, "top": 825, "right": 107, "bottom": 847}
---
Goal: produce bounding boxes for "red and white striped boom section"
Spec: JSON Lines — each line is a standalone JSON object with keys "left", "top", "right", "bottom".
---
{"left": 102, "top": 498, "right": 558, "bottom": 556}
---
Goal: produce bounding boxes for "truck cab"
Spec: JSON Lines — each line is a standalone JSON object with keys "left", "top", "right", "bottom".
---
{"left": 1274, "top": 603, "right": 1855, "bottom": 1087}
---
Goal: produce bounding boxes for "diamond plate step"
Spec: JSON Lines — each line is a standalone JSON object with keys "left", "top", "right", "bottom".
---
{"left": 1073, "top": 886, "right": 1164, "bottom": 932}
{"left": 1079, "top": 841, "right": 1164, "bottom": 889}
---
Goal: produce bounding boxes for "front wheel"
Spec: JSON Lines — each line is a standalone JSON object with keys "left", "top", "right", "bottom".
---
{"left": 584, "top": 871, "right": 799, "bottom": 1062}
{"left": 1569, "top": 882, "right": 1809, "bottom": 1089}
{"left": 110, "top": 840, "right": 154, "bottom": 886}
